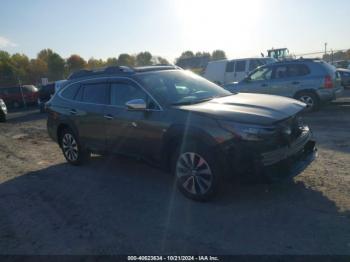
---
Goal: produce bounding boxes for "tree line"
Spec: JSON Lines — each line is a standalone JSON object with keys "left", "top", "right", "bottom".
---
{"left": 0, "top": 49, "right": 227, "bottom": 87}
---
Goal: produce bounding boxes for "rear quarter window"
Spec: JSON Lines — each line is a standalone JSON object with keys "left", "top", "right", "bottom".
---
{"left": 61, "top": 83, "right": 80, "bottom": 100}
{"left": 287, "top": 64, "right": 310, "bottom": 77}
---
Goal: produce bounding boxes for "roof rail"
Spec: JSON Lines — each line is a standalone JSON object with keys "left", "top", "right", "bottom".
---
{"left": 67, "top": 66, "right": 134, "bottom": 80}
{"left": 134, "top": 65, "right": 182, "bottom": 72}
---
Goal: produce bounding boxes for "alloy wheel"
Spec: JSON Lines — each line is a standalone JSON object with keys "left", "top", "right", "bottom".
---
{"left": 176, "top": 152, "right": 213, "bottom": 195}
{"left": 62, "top": 133, "right": 79, "bottom": 162}
{"left": 299, "top": 95, "right": 314, "bottom": 108}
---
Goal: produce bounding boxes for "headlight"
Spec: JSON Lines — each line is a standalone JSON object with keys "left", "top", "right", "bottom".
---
{"left": 219, "top": 121, "right": 276, "bottom": 141}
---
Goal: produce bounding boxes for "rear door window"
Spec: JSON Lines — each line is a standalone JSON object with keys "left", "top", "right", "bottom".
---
{"left": 273, "top": 65, "right": 288, "bottom": 79}
{"left": 82, "top": 82, "right": 109, "bottom": 104}
{"left": 287, "top": 64, "right": 310, "bottom": 77}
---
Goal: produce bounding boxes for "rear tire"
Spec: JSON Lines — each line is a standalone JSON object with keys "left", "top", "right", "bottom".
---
{"left": 59, "top": 128, "right": 90, "bottom": 165}
{"left": 295, "top": 92, "right": 319, "bottom": 111}
{"left": 171, "top": 142, "right": 220, "bottom": 201}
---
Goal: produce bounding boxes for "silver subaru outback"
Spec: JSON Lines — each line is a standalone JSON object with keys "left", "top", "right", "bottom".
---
{"left": 224, "top": 59, "right": 343, "bottom": 111}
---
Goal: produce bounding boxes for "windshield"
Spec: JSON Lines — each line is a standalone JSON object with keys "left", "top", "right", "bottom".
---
{"left": 137, "top": 70, "right": 232, "bottom": 105}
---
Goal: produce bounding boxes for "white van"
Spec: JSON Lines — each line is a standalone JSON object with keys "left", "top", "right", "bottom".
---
{"left": 204, "top": 57, "right": 276, "bottom": 85}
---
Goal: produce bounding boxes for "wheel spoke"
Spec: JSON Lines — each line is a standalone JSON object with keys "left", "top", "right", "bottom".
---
{"left": 176, "top": 152, "right": 213, "bottom": 196}
{"left": 196, "top": 176, "right": 208, "bottom": 194}
{"left": 62, "top": 133, "right": 79, "bottom": 162}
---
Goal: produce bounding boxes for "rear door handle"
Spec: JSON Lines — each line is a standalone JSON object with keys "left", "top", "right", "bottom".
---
{"left": 261, "top": 83, "right": 268, "bottom": 87}
{"left": 291, "top": 81, "right": 300, "bottom": 85}
{"left": 104, "top": 114, "right": 114, "bottom": 120}
{"left": 70, "top": 109, "right": 77, "bottom": 115}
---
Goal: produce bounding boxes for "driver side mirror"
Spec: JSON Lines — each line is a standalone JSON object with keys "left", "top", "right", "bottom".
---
{"left": 125, "top": 99, "right": 147, "bottom": 111}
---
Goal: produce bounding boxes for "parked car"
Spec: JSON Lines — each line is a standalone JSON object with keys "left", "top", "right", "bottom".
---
{"left": 38, "top": 80, "right": 67, "bottom": 112}
{"left": 46, "top": 66, "right": 316, "bottom": 201}
{"left": 224, "top": 59, "right": 344, "bottom": 111}
{"left": 0, "top": 85, "right": 39, "bottom": 108}
{"left": 0, "top": 99, "right": 7, "bottom": 122}
{"left": 38, "top": 83, "right": 55, "bottom": 112}
{"left": 204, "top": 57, "right": 276, "bottom": 85}
{"left": 337, "top": 68, "right": 350, "bottom": 88}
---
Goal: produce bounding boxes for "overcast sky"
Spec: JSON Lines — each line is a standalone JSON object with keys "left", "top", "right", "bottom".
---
{"left": 0, "top": 0, "right": 349, "bottom": 62}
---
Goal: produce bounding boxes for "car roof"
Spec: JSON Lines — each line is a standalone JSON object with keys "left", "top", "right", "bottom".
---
{"left": 67, "top": 65, "right": 181, "bottom": 80}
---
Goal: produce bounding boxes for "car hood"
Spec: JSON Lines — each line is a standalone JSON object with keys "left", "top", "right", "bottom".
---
{"left": 177, "top": 93, "right": 306, "bottom": 125}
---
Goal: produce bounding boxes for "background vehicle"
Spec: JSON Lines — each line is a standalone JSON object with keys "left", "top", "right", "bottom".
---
{"left": 337, "top": 69, "right": 350, "bottom": 88}
{"left": 38, "top": 80, "right": 67, "bottom": 112}
{"left": 38, "top": 83, "right": 55, "bottom": 113}
{"left": 47, "top": 66, "right": 316, "bottom": 201}
{"left": 224, "top": 59, "right": 344, "bottom": 111}
{"left": 267, "top": 47, "right": 291, "bottom": 60}
{"left": 0, "top": 85, "right": 39, "bottom": 108}
{"left": 204, "top": 57, "right": 276, "bottom": 85}
{"left": 0, "top": 99, "right": 7, "bottom": 122}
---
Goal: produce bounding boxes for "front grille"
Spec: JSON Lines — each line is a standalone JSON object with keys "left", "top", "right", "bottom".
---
{"left": 261, "top": 128, "right": 311, "bottom": 166}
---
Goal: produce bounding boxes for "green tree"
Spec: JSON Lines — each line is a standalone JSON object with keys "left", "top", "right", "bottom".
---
{"left": 47, "top": 52, "right": 65, "bottom": 80}
{"left": 195, "top": 52, "right": 211, "bottom": 58}
{"left": 87, "top": 58, "right": 106, "bottom": 69}
{"left": 28, "top": 58, "right": 48, "bottom": 84}
{"left": 0, "top": 50, "right": 16, "bottom": 86}
{"left": 36, "top": 49, "right": 64, "bottom": 81}
{"left": 152, "top": 56, "right": 169, "bottom": 65}
{"left": 179, "top": 51, "right": 195, "bottom": 59}
{"left": 67, "top": 54, "right": 87, "bottom": 73}
{"left": 211, "top": 50, "right": 226, "bottom": 60}
{"left": 11, "top": 53, "right": 30, "bottom": 83}
{"left": 117, "top": 53, "right": 136, "bottom": 67}
{"left": 106, "top": 57, "right": 118, "bottom": 66}
{"left": 136, "top": 52, "right": 152, "bottom": 66}
{"left": 37, "top": 49, "right": 54, "bottom": 64}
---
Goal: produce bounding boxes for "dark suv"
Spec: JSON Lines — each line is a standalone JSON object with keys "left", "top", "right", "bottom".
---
{"left": 47, "top": 66, "right": 316, "bottom": 200}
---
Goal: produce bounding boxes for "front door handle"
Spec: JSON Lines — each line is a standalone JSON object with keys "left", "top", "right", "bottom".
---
{"left": 70, "top": 109, "right": 77, "bottom": 115}
{"left": 291, "top": 81, "right": 300, "bottom": 85}
{"left": 104, "top": 114, "right": 114, "bottom": 120}
{"left": 261, "top": 83, "right": 268, "bottom": 87}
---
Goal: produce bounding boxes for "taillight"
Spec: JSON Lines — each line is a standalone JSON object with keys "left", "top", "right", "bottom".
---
{"left": 324, "top": 75, "right": 333, "bottom": 89}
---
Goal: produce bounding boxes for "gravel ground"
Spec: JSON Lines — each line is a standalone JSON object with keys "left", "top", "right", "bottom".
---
{"left": 0, "top": 92, "right": 349, "bottom": 255}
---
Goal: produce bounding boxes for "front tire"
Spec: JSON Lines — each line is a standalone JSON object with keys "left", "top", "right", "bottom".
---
{"left": 60, "top": 129, "right": 90, "bottom": 165}
{"left": 172, "top": 143, "right": 219, "bottom": 201}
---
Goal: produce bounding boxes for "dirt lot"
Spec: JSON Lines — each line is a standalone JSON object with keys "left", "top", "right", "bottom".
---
{"left": 0, "top": 92, "right": 350, "bottom": 255}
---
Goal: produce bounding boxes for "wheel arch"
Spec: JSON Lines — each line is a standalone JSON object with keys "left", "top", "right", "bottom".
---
{"left": 161, "top": 124, "right": 220, "bottom": 171}
{"left": 294, "top": 89, "right": 320, "bottom": 101}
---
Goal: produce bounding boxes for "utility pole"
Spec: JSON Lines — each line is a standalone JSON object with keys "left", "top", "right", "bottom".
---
{"left": 324, "top": 42, "right": 327, "bottom": 56}
{"left": 331, "top": 49, "right": 334, "bottom": 65}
